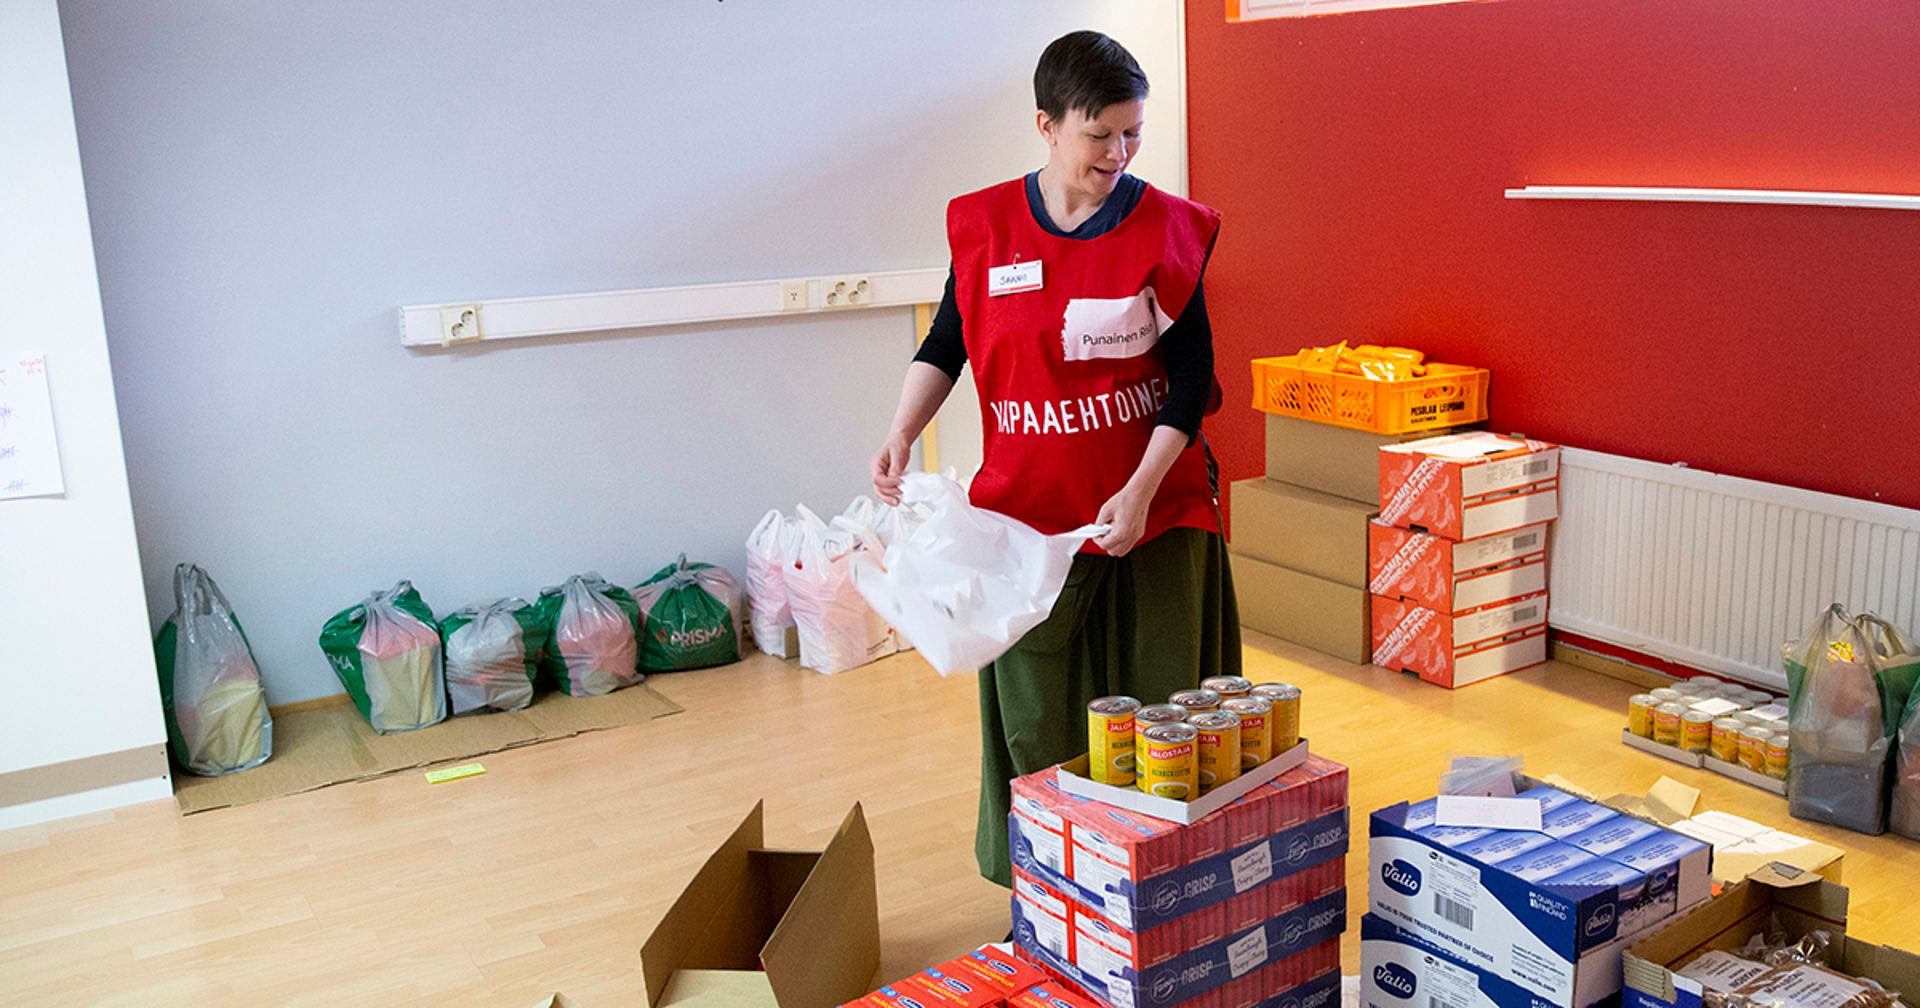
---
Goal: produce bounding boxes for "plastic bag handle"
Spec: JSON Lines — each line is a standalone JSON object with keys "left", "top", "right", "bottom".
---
{"left": 1854, "top": 612, "right": 1915, "bottom": 659}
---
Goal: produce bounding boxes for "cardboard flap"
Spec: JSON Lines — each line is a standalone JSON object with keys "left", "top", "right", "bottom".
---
{"left": 1745, "top": 861, "right": 1825, "bottom": 889}
{"left": 642, "top": 803, "right": 767, "bottom": 1007}
{"left": 760, "top": 804, "right": 878, "bottom": 1008}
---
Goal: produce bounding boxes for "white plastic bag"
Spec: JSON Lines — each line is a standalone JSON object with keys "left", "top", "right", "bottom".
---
{"left": 156, "top": 564, "right": 272, "bottom": 776}
{"left": 785, "top": 504, "right": 897, "bottom": 674}
{"left": 744, "top": 509, "right": 799, "bottom": 657}
{"left": 851, "top": 472, "right": 1103, "bottom": 676}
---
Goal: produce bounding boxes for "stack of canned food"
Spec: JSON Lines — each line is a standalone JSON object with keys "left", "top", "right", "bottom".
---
{"left": 1625, "top": 675, "right": 1791, "bottom": 779}
{"left": 1086, "top": 676, "right": 1304, "bottom": 801}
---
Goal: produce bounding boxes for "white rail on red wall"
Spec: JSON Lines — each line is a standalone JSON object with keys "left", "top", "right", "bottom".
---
{"left": 1549, "top": 448, "right": 1920, "bottom": 689}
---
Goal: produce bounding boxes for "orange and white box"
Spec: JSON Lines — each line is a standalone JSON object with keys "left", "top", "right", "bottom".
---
{"left": 1378, "top": 432, "right": 1559, "bottom": 541}
{"left": 1370, "top": 591, "right": 1549, "bottom": 688}
{"left": 1368, "top": 520, "right": 1550, "bottom": 615}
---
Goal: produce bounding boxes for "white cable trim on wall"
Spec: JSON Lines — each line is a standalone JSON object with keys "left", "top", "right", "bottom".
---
{"left": 399, "top": 266, "right": 947, "bottom": 348}
{"left": 1505, "top": 185, "right": 1920, "bottom": 211}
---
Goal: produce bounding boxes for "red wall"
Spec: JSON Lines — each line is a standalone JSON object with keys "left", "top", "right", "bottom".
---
{"left": 1186, "top": 0, "right": 1920, "bottom": 511}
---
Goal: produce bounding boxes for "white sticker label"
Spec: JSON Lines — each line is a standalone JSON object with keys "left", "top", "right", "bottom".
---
{"left": 1677, "top": 951, "right": 1774, "bottom": 993}
{"left": 1017, "top": 816, "right": 1069, "bottom": 876}
{"left": 1060, "top": 287, "right": 1173, "bottom": 361}
{"left": 1437, "top": 795, "right": 1544, "bottom": 832}
{"left": 1231, "top": 841, "right": 1274, "bottom": 892}
{"left": 1019, "top": 894, "right": 1071, "bottom": 958}
{"left": 1227, "top": 925, "right": 1269, "bottom": 978}
{"left": 989, "top": 260, "right": 1043, "bottom": 296}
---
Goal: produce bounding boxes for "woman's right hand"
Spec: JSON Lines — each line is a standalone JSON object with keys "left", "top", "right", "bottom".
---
{"left": 870, "top": 436, "right": 913, "bottom": 506}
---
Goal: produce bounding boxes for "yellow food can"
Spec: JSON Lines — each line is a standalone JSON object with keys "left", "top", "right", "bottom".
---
{"left": 1222, "top": 696, "right": 1273, "bottom": 768}
{"left": 1086, "top": 695, "right": 1141, "bottom": 787}
{"left": 1652, "top": 702, "right": 1686, "bottom": 747}
{"left": 1252, "top": 682, "right": 1302, "bottom": 751}
{"left": 1709, "top": 718, "right": 1743, "bottom": 763}
{"left": 1200, "top": 676, "right": 1253, "bottom": 701}
{"left": 1187, "top": 711, "right": 1242, "bottom": 793}
{"left": 1737, "top": 724, "right": 1770, "bottom": 771}
{"left": 1627, "top": 694, "right": 1657, "bottom": 738}
{"left": 1765, "top": 734, "right": 1791, "bottom": 780}
{"left": 1134, "top": 705, "right": 1188, "bottom": 791}
{"left": 1137, "top": 723, "right": 1199, "bottom": 801}
{"left": 1680, "top": 710, "right": 1714, "bottom": 754}
{"left": 1169, "top": 688, "right": 1223, "bottom": 715}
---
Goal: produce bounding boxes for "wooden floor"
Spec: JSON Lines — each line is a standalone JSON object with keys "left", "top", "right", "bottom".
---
{"left": 3, "top": 633, "right": 1917, "bottom": 1006}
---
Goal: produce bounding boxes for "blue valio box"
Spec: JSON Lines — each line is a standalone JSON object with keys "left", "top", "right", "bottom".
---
{"left": 1359, "top": 914, "right": 1560, "bottom": 1008}
{"left": 1370, "top": 802, "right": 1657, "bottom": 1006}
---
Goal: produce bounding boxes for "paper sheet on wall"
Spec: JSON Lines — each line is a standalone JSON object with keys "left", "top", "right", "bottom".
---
{"left": 0, "top": 353, "right": 65, "bottom": 501}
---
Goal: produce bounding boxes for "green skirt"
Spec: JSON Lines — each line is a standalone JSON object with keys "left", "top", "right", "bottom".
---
{"left": 975, "top": 526, "right": 1240, "bottom": 886}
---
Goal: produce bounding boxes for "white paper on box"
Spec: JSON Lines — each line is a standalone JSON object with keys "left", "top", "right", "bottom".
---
{"left": 1677, "top": 951, "right": 1774, "bottom": 993}
{"left": 1013, "top": 812, "right": 1069, "bottom": 878}
{"left": 1420, "top": 432, "right": 1523, "bottom": 460}
{"left": 1437, "top": 795, "right": 1545, "bottom": 831}
{"left": 1688, "top": 811, "right": 1772, "bottom": 841}
{"left": 1232, "top": 841, "right": 1274, "bottom": 891}
{"left": 1227, "top": 927, "right": 1268, "bottom": 979}
{"left": 1690, "top": 697, "right": 1743, "bottom": 717}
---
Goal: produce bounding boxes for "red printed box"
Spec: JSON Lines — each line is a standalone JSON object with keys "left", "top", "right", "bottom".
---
{"left": 1052, "top": 755, "right": 1350, "bottom": 931}
{"left": 946, "top": 946, "right": 1051, "bottom": 996}
{"left": 1367, "top": 520, "right": 1550, "bottom": 615}
{"left": 1007, "top": 982, "right": 1100, "bottom": 1008}
{"left": 1370, "top": 592, "right": 1549, "bottom": 689}
{"left": 1069, "top": 857, "right": 1346, "bottom": 971}
{"left": 1378, "top": 432, "right": 1559, "bottom": 541}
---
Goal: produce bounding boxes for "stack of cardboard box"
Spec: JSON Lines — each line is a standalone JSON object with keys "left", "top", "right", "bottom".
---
{"left": 1367, "top": 432, "right": 1560, "bottom": 688}
{"left": 1006, "top": 755, "right": 1352, "bottom": 1008}
{"left": 1360, "top": 783, "right": 1713, "bottom": 1008}
{"left": 1230, "top": 414, "right": 1460, "bottom": 664}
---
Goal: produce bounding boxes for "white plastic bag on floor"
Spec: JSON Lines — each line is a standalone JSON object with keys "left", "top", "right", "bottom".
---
{"left": 744, "top": 509, "right": 799, "bottom": 657}
{"left": 155, "top": 564, "right": 272, "bottom": 775}
{"left": 851, "top": 472, "right": 1103, "bottom": 676}
{"left": 441, "top": 598, "right": 546, "bottom": 715}
{"left": 785, "top": 504, "right": 896, "bottom": 674}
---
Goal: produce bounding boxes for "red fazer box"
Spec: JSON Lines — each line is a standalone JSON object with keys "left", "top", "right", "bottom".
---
{"left": 1066, "top": 858, "right": 1346, "bottom": 974}
{"left": 1007, "top": 981, "right": 1100, "bottom": 1008}
{"left": 911, "top": 967, "right": 1008, "bottom": 1008}
{"left": 1370, "top": 591, "right": 1549, "bottom": 689}
{"left": 945, "top": 946, "right": 1050, "bottom": 995}
{"left": 1378, "top": 432, "right": 1559, "bottom": 541}
{"left": 1367, "top": 519, "right": 1550, "bottom": 615}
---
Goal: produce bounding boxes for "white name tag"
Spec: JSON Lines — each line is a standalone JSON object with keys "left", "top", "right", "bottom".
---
{"left": 988, "top": 260, "right": 1043, "bottom": 296}
{"left": 1060, "top": 287, "right": 1173, "bottom": 361}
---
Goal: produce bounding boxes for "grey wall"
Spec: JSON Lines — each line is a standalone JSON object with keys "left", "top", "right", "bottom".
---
{"left": 61, "top": 1, "right": 1187, "bottom": 703}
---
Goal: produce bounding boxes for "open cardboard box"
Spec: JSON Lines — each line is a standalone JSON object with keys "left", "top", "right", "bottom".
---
{"left": 641, "top": 802, "right": 878, "bottom": 1008}
{"left": 1596, "top": 775, "right": 1843, "bottom": 884}
{"left": 1623, "top": 863, "right": 1920, "bottom": 1008}
{"left": 1053, "top": 738, "right": 1310, "bottom": 823}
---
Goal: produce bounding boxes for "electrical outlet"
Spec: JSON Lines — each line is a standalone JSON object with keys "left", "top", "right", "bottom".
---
{"left": 438, "top": 303, "right": 482, "bottom": 345}
{"left": 779, "top": 279, "right": 809, "bottom": 312}
{"left": 821, "top": 275, "right": 872, "bottom": 309}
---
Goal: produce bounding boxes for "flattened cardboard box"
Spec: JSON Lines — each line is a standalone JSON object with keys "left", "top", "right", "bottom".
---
{"left": 642, "top": 802, "right": 878, "bottom": 1008}
{"left": 1230, "top": 550, "right": 1370, "bottom": 664}
{"left": 1229, "top": 477, "right": 1378, "bottom": 587}
{"left": 1264, "top": 413, "right": 1459, "bottom": 505}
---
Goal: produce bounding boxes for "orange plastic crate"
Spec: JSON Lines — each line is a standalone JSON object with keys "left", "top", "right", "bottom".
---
{"left": 1250, "top": 354, "right": 1489, "bottom": 434}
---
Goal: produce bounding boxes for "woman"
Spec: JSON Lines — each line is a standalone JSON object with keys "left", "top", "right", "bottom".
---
{"left": 870, "top": 30, "right": 1240, "bottom": 887}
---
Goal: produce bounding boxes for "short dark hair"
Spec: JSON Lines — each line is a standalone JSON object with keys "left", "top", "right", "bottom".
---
{"left": 1033, "top": 30, "right": 1148, "bottom": 122}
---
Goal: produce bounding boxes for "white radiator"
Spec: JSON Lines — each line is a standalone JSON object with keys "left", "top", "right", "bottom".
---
{"left": 1549, "top": 448, "right": 1920, "bottom": 690}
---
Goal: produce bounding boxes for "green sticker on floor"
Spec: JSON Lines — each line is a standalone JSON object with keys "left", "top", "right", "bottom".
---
{"left": 425, "top": 762, "right": 487, "bottom": 784}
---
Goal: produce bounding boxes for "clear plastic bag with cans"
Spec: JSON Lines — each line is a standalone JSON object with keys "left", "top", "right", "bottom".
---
{"left": 1784, "top": 605, "right": 1889, "bottom": 834}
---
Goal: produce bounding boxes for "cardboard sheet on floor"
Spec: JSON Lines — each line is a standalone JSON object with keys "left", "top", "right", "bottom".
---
{"left": 171, "top": 683, "right": 682, "bottom": 813}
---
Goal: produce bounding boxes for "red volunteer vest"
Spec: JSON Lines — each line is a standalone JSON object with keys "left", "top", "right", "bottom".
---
{"left": 948, "top": 178, "right": 1221, "bottom": 554}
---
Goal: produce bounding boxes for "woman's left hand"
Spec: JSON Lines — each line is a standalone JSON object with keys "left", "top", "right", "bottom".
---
{"left": 1093, "top": 489, "right": 1149, "bottom": 557}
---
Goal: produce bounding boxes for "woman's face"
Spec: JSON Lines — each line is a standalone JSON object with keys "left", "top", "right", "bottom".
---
{"left": 1039, "top": 99, "right": 1144, "bottom": 199}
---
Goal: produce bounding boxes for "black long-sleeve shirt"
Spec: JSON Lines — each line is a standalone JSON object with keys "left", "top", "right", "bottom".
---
{"left": 912, "top": 172, "right": 1215, "bottom": 437}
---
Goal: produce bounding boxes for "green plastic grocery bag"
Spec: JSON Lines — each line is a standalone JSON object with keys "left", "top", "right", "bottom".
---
{"left": 440, "top": 598, "right": 549, "bottom": 715}
{"left": 154, "top": 564, "right": 272, "bottom": 775}
{"left": 318, "top": 581, "right": 447, "bottom": 733}
{"left": 534, "top": 573, "right": 642, "bottom": 696}
{"left": 634, "top": 555, "right": 745, "bottom": 671}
